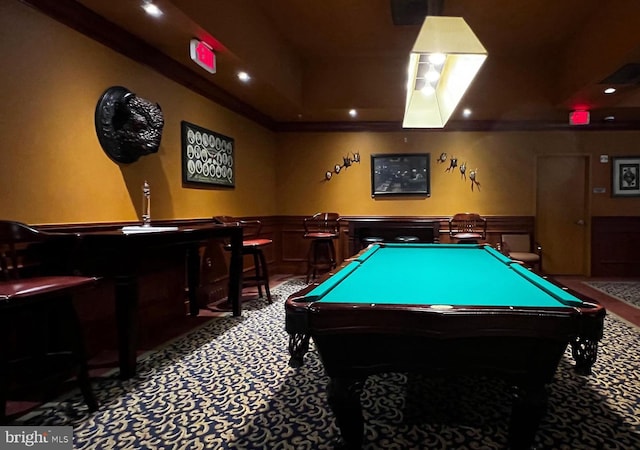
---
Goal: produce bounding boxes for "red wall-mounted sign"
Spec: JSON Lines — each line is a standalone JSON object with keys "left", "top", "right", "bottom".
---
{"left": 190, "top": 39, "right": 216, "bottom": 74}
{"left": 569, "top": 110, "right": 590, "bottom": 126}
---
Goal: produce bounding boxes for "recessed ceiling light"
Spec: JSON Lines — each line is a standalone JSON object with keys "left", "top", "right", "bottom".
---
{"left": 349, "top": 109, "right": 357, "bottom": 118}
{"left": 238, "top": 72, "right": 251, "bottom": 82}
{"left": 141, "top": 1, "right": 163, "bottom": 18}
{"left": 604, "top": 87, "right": 616, "bottom": 94}
{"left": 462, "top": 108, "right": 472, "bottom": 118}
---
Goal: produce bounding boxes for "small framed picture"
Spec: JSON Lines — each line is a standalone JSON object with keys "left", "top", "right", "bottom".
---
{"left": 612, "top": 156, "right": 640, "bottom": 197}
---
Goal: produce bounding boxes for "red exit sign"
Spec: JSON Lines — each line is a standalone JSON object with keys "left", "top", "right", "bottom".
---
{"left": 569, "top": 110, "right": 590, "bottom": 125}
{"left": 190, "top": 39, "right": 216, "bottom": 74}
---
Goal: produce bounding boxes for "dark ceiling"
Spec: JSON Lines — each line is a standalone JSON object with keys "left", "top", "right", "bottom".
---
{"left": 23, "top": 0, "right": 640, "bottom": 130}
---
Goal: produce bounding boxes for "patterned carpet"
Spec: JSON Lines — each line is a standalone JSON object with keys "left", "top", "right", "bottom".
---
{"left": 585, "top": 281, "right": 640, "bottom": 309}
{"left": 14, "top": 279, "right": 640, "bottom": 449}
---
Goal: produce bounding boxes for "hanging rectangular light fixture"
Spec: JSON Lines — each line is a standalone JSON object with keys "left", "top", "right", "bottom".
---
{"left": 403, "top": 16, "right": 487, "bottom": 128}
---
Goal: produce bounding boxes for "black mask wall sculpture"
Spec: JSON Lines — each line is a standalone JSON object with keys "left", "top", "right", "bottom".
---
{"left": 94, "top": 86, "right": 164, "bottom": 164}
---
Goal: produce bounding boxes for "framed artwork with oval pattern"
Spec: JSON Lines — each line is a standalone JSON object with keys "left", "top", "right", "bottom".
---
{"left": 181, "top": 121, "right": 235, "bottom": 188}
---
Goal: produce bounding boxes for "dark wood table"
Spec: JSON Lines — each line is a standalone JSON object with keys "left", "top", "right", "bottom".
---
{"left": 68, "top": 223, "right": 243, "bottom": 379}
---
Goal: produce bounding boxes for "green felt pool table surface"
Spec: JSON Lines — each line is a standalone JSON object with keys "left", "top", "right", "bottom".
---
{"left": 307, "top": 243, "right": 582, "bottom": 308}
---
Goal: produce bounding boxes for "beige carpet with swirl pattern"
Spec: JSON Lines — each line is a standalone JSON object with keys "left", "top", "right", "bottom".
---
{"left": 585, "top": 281, "right": 640, "bottom": 310}
{"left": 14, "top": 279, "right": 640, "bottom": 449}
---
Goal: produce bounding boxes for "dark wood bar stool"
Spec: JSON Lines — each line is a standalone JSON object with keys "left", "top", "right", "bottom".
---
{"left": 361, "top": 236, "right": 384, "bottom": 249}
{"left": 394, "top": 236, "right": 420, "bottom": 243}
{"left": 0, "top": 220, "right": 99, "bottom": 422}
{"left": 304, "top": 213, "right": 340, "bottom": 283}
{"left": 214, "top": 217, "right": 272, "bottom": 303}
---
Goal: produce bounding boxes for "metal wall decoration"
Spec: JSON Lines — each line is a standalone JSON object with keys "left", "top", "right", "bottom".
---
{"left": 94, "top": 86, "right": 164, "bottom": 164}
{"left": 612, "top": 156, "right": 640, "bottom": 197}
{"left": 181, "top": 121, "right": 234, "bottom": 188}
{"left": 438, "top": 152, "right": 481, "bottom": 191}
{"left": 325, "top": 152, "right": 360, "bottom": 180}
{"left": 371, "top": 153, "right": 430, "bottom": 197}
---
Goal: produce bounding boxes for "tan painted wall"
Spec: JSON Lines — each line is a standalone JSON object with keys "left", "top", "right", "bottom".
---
{"left": 0, "top": 1, "right": 277, "bottom": 225}
{"left": 274, "top": 130, "right": 640, "bottom": 217}
{"left": 583, "top": 131, "right": 640, "bottom": 216}
{"left": 2, "top": 1, "right": 640, "bottom": 226}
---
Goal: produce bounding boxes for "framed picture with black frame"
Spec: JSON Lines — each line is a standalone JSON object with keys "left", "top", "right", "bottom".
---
{"left": 371, "top": 153, "right": 431, "bottom": 197}
{"left": 181, "top": 121, "right": 235, "bottom": 188}
{"left": 612, "top": 156, "right": 640, "bottom": 197}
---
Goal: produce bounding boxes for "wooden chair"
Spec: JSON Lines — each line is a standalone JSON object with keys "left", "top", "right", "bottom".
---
{"left": 0, "top": 220, "right": 98, "bottom": 422}
{"left": 500, "top": 233, "right": 543, "bottom": 271}
{"left": 214, "top": 217, "right": 272, "bottom": 303}
{"left": 303, "top": 213, "right": 340, "bottom": 283}
{"left": 448, "top": 213, "right": 487, "bottom": 244}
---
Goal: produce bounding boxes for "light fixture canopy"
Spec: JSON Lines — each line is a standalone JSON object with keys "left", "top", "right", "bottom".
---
{"left": 403, "top": 16, "right": 487, "bottom": 128}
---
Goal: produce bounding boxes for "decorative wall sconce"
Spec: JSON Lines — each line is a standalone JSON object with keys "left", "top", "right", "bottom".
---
{"left": 325, "top": 152, "right": 361, "bottom": 180}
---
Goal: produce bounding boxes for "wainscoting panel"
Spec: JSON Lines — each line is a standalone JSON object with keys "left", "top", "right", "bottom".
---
{"left": 592, "top": 216, "right": 640, "bottom": 276}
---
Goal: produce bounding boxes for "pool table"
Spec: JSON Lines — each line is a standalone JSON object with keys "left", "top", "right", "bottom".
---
{"left": 285, "top": 243, "right": 605, "bottom": 450}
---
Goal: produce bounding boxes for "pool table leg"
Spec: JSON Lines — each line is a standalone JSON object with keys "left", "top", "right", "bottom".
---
{"left": 287, "top": 333, "right": 310, "bottom": 368}
{"left": 327, "top": 377, "right": 365, "bottom": 450}
{"left": 570, "top": 336, "right": 599, "bottom": 375}
{"left": 508, "top": 383, "right": 548, "bottom": 450}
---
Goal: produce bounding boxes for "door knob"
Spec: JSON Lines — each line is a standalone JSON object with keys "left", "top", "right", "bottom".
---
{"left": 576, "top": 219, "right": 585, "bottom": 225}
